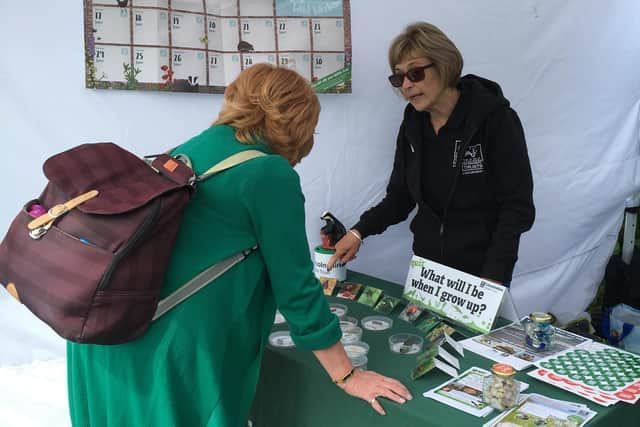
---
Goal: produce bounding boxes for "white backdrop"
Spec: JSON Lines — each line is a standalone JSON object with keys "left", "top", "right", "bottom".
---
{"left": 1, "top": 0, "right": 639, "bottom": 412}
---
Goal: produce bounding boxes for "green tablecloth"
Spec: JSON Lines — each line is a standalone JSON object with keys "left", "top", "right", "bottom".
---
{"left": 249, "top": 271, "right": 638, "bottom": 426}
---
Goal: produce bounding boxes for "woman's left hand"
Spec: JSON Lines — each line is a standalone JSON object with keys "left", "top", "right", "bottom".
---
{"left": 338, "top": 369, "right": 412, "bottom": 415}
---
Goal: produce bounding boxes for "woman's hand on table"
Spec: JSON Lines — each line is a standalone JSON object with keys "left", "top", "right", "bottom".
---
{"left": 327, "top": 230, "right": 362, "bottom": 270}
{"left": 338, "top": 369, "right": 412, "bottom": 415}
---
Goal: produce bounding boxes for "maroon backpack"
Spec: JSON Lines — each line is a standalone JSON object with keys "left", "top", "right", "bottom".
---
{"left": 0, "top": 142, "right": 263, "bottom": 344}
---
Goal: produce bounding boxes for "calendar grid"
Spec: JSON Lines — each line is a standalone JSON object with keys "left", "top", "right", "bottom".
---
{"left": 201, "top": 0, "right": 209, "bottom": 86}
{"left": 84, "top": 0, "right": 352, "bottom": 93}
{"left": 271, "top": 0, "right": 279, "bottom": 71}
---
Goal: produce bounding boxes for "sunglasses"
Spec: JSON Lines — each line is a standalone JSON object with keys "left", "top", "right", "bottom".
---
{"left": 388, "top": 63, "right": 434, "bottom": 88}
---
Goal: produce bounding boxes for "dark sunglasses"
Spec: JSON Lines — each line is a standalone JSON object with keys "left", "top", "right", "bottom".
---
{"left": 388, "top": 63, "right": 434, "bottom": 87}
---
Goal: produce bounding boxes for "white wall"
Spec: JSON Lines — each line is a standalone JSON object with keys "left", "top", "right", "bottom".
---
{"left": 1, "top": 0, "right": 639, "bottom": 367}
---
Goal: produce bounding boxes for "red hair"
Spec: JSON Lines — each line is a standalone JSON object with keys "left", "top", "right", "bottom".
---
{"left": 214, "top": 63, "right": 321, "bottom": 164}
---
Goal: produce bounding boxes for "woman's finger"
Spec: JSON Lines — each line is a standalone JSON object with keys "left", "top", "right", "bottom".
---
{"left": 344, "top": 247, "right": 358, "bottom": 262}
{"left": 380, "top": 378, "right": 413, "bottom": 400}
{"left": 327, "top": 248, "right": 346, "bottom": 270}
{"left": 327, "top": 253, "right": 339, "bottom": 270}
{"left": 376, "top": 387, "right": 408, "bottom": 404}
{"left": 369, "top": 397, "right": 386, "bottom": 416}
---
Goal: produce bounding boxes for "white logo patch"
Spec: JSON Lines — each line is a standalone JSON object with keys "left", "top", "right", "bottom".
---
{"left": 461, "top": 144, "right": 484, "bottom": 175}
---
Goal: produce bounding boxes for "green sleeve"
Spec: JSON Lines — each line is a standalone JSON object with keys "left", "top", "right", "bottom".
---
{"left": 242, "top": 156, "right": 341, "bottom": 351}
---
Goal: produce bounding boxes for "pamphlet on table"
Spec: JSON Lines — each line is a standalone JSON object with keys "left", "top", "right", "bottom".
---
{"left": 423, "top": 366, "right": 529, "bottom": 417}
{"left": 461, "top": 322, "right": 591, "bottom": 370}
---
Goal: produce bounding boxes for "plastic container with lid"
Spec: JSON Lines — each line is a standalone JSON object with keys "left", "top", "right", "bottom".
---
{"left": 351, "top": 354, "right": 368, "bottom": 370}
{"left": 482, "top": 363, "right": 520, "bottom": 410}
{"left": 361, "top": 315, "right": 393, "bottom": 331}
{"left": 344, "top": 341, "right": 370, "bottom": 359}
{"left": 340, "top": 325, "right": 363, "bottom": 344}
{"left": 268, "top": 330, "right": 295, "bottom": 348}
{"left": 523, "top": 312, "right": 556, "bottom": 351}
{"left": 388, "top": 333, "right": 423, "bottom": 354}
{"left": 329, "top": 303, "right": 348, "bottom": 318}
{"left": 339, "top": 316, "right": 358, "bottom": 328}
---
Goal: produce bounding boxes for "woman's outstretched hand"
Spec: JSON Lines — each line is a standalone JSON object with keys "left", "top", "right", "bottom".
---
{"left": 337, "top": 369, "right": 412, "bottom": 415}
{"left": 327, "top": 230, "right": 362, "bottom": 271}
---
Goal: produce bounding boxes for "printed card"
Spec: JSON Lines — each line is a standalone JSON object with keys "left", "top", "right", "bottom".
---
{"left": 319, "top": 276, "right": 337, "bottom": 296}
{"left": 336, "top": 282, "right": 363, "bottom": 300}
{"left": 398, "top": 303, "right": 424, "bottom": 323}
{"left": 438, "top": 346, "right": 460, "bottom": 370}
{"left": 427, "top": 323, "right": 456, "bottom": 345}
{"left": 424, "top": 367, "right": 492, "bottom": 416}
{"left": 357, "top": 286, "right": 383, "bottom": 307}
{"left": 415, "top": 314, "right": 442, "bottom": 335}
{"left": 434, "top": 358, "right": 459, "bottom": 378}
{"left": 443, "top": 332, "right": 464, "bottom": 357}
{"left": 374, "top": 295, "right": 403, "bottom": 314}
{"left": 411, "top": 346, "right": 438, "bottom": 380}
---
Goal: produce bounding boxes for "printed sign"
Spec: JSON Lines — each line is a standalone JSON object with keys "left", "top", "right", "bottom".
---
{"left": 403, "top": 255, "right": 506, "bottom": 334}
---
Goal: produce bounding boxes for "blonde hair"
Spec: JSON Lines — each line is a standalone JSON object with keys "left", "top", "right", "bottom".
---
{"left": 388, "top": 22, "right": 463, "bottom": 88}
{"left": 214, "top": 63, "right": 320, "bottom": 165}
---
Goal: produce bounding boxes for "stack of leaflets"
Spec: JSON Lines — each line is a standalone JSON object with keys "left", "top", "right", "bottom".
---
{"left": 482, "top": 393, "right": 597, "bottom": 427}
{"left": 461, "top": 322, "right": 591, "bottom": 370}
{"left": 423, "top": 367, "right": 529, "bottom": 417}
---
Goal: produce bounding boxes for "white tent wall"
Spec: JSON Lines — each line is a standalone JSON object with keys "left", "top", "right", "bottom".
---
{"left": 0, "top": 0, "right": 639, "bottom": 401}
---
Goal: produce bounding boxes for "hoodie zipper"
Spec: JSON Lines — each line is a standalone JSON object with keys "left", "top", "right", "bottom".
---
{"left": 97, "top": 198, "right": 162, "bottom": 290}
{"left": 439, "top": 126, "right": 478, "bottom": 260}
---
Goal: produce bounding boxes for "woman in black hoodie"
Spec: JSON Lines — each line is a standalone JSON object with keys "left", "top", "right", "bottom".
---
{"left": 329, "top": 22, "right": 535, "bottom": 285}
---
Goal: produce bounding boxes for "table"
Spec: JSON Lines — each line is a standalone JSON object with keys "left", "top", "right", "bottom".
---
{"left": 249, "top": 271, "right": 638, "bottom": 426}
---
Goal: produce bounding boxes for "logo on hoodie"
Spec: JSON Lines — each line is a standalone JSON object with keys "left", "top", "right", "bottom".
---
{"left": 461, "top": 144, "right": 485, "bottom": 175}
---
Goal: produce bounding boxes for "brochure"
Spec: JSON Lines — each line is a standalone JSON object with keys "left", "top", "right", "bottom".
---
{"left": 482, "top": 393, "right": 597, "bottom": 427}
{"left": 461, "top": 322, "right": 591, "bottom": 370}
{"left": 423, "top": 367, "right": 529, "bottom": 417}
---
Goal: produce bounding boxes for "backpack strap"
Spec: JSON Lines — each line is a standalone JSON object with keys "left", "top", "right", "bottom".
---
{"left": 150, "top": 150, "right": 266, "bottom": 321}
{"left": 152, "top": 246, "right": 258, "bottom": 321}
{"left": 196, "top": 150, "right": 266, "bottom": 182}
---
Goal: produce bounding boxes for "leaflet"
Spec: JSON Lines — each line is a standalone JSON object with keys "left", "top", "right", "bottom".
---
{"left": 461, "top": 323, "right": 590, "bottom": 370}
{"left": 482, "top": 393, "right": 597, "bottom": 427}
{"left": 423, "top": 367, "right": 529, "bottom": 417}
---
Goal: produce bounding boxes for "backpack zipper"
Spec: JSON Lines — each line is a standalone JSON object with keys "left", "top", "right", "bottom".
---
{"left": 97, "top": 198, "right": 162, "bottom": 290}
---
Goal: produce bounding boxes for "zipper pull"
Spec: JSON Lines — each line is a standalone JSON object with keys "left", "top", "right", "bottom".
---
{"left": 440, "top": 223, "right": 444, "bottom": 236}
{"left": 409, "top": 144, "right": 415, "bottom": 153}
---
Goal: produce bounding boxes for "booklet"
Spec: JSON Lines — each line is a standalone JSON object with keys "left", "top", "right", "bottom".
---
{"left": 482, "top": 393, "right": 597, "bottom": 427}
{"left": 423, "top": 367, "right": 529, "bottom": 417}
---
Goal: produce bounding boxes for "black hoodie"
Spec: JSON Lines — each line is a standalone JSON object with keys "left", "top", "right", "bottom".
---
{"left": 354, "top": 75, "right": 535, "bottom": 283}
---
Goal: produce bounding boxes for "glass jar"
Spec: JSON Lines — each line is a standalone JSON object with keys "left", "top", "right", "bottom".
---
{"left": 524, "top": 312, "right": 556, "bottom": 351}
{"left": 483, "top": 363, "right": 519, "bottom": 410}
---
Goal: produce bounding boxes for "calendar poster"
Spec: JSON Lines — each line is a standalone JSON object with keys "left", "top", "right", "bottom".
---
{"left": 84, "top": 0, "right": 352, "bottom": 93}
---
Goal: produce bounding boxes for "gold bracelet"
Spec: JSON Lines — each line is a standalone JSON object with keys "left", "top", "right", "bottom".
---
{"left": 348, "top": 229, "right": 362, "bottom": 244}
{"left": 333, "top": 367, "right": 356, "bottom": 385}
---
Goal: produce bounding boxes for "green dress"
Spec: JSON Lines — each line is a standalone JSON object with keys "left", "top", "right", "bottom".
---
{"left": 67, "top": 125, "right": 341, "bottom": 427}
